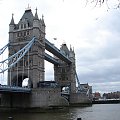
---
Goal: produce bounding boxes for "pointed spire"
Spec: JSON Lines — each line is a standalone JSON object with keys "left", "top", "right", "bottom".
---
{"left": 34, "top": 7, "right": 39, "bottom": 19}
{"left": 73, "top": 47, "right": 74, "bottom": 52}
{"left": 26, "top": 4, "right": 31, "bottom": 11}
{"left": 42, "top": 14, "right": 45, "bottom": 26}
{"left": 42, "top": 14, "right": 44, "bottom": 20}
{"left": 10, "top": 13, "right": 15, "bottom": 25}
{"left": 70, "top": 44, "right": 72, "bottom": 51}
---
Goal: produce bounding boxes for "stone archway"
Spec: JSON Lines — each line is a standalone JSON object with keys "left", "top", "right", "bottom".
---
{"left": 12, "top": 74, "right": 33, "bottom": 88}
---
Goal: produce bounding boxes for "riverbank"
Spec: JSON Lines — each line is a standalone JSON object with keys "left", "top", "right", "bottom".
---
{"left": 92, "top": 99, "right": 120, "bottom": 104}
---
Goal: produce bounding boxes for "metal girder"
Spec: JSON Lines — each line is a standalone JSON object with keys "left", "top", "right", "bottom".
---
{"left": 45, "top": 39, "right": 72, "bottom": 64}
{"left": 0, "top": 37, "right": 36, "bottom": 73}
{"left": 0, "top": 85, "right": 31, "bottom": 93}
{"left": 45, "top": 53, "right": 60, "bottom": 65}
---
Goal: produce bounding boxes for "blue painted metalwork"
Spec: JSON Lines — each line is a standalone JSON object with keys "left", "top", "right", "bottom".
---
{"left": 0, "top": 37, "right": 73, "bottom": 94}
{"left": 0, "top": 43, "right": 9, "bottom": 56}
{"left": 0, "top": 85, "right": 31, "bottom": 93}
{"left": 75, "top": 71, "right": 81, "bottom": 90}
{"left": 0, "top": 37, "right": 71, "bottom": 74}
{"left": 0, "top": 37, "right": 36, "bottom": 73}
{"left": 44, "top": 53, "right": 60, "bottom": 65}
{"left": 45, "top": 39, "right": 72, "bottom": 64}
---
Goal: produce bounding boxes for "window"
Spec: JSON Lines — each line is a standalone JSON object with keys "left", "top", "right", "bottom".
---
{"left": 20, "top": 32, "right": 22, "bottom": 36}
{"left": 21, "top": 24, "right": 23, "bottom": 29}
{"left": 28, "top": 22, "right": 30, "bottom": 27}
{"left": 24, "top": 31, "right": 26, "bottom": 36}
{"left": 19, "top": 61, "right": 23, "bottom": 66}
{"left": 27, "top": 31, "right": 29, "bottom": 35}
{"left": 24, "top": 24, "right": 26, "bottom": 28}
{"left": 29, "top": 60, "right": 33, "bottom": 66}
{"left": 17, "top": 33, "right": 19, "bottom": 37}
{"left": 62, "top": 68, "right": 66, "bottom": 73}
{"left": 25, "top": 61, "right": 28, "bottom": 66}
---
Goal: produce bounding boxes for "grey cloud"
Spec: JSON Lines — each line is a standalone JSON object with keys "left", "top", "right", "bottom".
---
{"left": 75, "top": 11, "right": 120, "bottom": 93}
{"left": 91, "top": 82, "right": 120, "bottom": 93}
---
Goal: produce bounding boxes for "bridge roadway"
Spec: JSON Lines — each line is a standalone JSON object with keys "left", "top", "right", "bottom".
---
{"left": 45, "top": 39, "right": 72, "bottom": 64}
{"left": 0, "top": 85, "right": 31, "bottom": 94}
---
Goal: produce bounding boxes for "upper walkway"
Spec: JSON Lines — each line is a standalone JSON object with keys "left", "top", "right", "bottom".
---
{"left": 45, "top": 39, "right": 72, "bottom": 64}
{"left": 44, "top": 53, "right": 60, "bottom": 65}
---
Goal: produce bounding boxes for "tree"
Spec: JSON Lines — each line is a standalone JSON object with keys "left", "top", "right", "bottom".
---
{"left": 86, "top": 0, "right": 120, "bottom": 8}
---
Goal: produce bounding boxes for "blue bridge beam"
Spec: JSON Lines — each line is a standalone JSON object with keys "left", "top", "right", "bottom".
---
{"left": 45, "top": 39, "right": 72, "bottom": 64}
{"left": 45, "top": 53, "right": 60, "bottom": 65}
{"left": 0, "top": 85, "right": 31, "bottom": 94}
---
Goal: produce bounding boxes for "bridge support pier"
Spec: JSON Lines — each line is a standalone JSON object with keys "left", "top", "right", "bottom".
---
{"left": 1, "top": 93, "right": 30, "bottom": 108}
{"left": 1, "top": 87, "right": 69, "bottom": 108}
{"left": 29, "top": 88, "right": 69, "bottom": 108}
{"left": 69, "top": 93, "right": 92, "bottom": 105}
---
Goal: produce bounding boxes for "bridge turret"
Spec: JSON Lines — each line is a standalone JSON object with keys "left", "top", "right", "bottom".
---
{"left": 9, "top": 14, "right": 15, "bottom": 43}
{"left": 8, "top": 8, "right": 46, "bottom": 88}
{"left": 9, "top": 14, "right": 15, "bottom": 32}
{"left": 34, "top": 8, "right": 39, "bottom": 20}
{"left": 54, "top": 43, "right": 76, "bottom": 93}
{"left": 69, "top": 45, "right": 75, "bottom": 59}
{"left": 33, "top": 9, "right": 45, "bottom": 40}
{"left": 33, "top": 8, "right": 40, "bottom": 39}
{"left": 41, "top": 14, "right": 46, "bottom": 33}
{"left": 33, "top": 8, "right": 39, "bottom": 28}
{"left": 69, "top": 46, "right": 76, "bottom": 93}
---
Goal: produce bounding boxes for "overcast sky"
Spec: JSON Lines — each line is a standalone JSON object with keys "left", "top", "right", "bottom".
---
{"left": 0, "top": 0, "right": 120, "bottom": 93}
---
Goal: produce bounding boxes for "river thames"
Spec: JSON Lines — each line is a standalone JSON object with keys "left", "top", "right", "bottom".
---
{"left": 0, "top": 104, "right": 120, "bottom": 120}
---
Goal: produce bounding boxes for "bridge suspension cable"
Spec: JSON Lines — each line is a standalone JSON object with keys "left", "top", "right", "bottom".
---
{"left": 75, "top": 71, "right": 81, "bottom": 91}
{"left": 75, "top": 71, "right": 90, "bottom": 96}
{"left": 0, "top": 37, "right": 36, "bottom": 73}
{"left": 0, "top": 43, "right": 9, "bottom": 56}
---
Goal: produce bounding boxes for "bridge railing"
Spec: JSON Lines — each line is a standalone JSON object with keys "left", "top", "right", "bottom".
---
{"left": 0, "top": 85, "right": 31, "bottom": 93}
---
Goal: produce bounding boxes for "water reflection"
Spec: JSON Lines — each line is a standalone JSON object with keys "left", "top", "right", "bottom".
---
{"left": 0, "top": 104, "right": 120, "bottom": 120}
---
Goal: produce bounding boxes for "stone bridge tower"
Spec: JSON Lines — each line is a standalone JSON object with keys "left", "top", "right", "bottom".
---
{"left": 54, "top": 43, "right": 76, "bottom": 93}
{"left": 8, "top": 8, "right": 45, "bottom": 88}
{"left": 2, "top": 7, "right": 77, "bottom": 108}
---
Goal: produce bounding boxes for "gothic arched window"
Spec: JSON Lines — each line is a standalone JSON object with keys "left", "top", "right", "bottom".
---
{"left": 21, "top": 24, "right": 23, "bottom": 29}
{"left": 24, "top": 24, "right": 26, "bottom": 28}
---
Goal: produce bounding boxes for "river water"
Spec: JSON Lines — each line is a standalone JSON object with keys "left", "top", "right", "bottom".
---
{"left": 0, "top": 104, "right": 120, "bottom": 120}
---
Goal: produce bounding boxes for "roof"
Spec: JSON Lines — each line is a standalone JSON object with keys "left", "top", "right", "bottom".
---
{"left": 10, "top": 14, "right": 15, "bottom": 25}
{"left": 18, "top": 9, "right": 34, "bottom": 27}
{"left": 60, "top": 44, "right": 70, "bottom": 56}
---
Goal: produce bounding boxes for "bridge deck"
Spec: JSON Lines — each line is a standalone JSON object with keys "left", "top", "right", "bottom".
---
{"left": 0, "top": 85, "right": 31, "bottom": 94}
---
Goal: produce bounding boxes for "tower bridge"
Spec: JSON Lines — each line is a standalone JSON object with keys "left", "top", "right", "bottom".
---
{"left": 0, "top": 8, "right": 92, "bottom": 108}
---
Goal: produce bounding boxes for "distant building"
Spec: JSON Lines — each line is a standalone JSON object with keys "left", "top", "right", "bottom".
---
{"left": 103, "top": 91, "right": 120, "bottom": 99}
{"left": 93, "top": 92, "right": 101, "bottom": 100}
{"left": 77, "top": 83, "right": 92, "bottom": 99}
